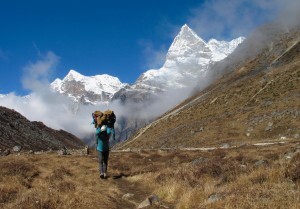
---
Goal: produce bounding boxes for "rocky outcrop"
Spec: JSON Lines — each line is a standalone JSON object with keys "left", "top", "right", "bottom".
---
{"left": 137, "top": 194, "right": 160, "bottom": 209}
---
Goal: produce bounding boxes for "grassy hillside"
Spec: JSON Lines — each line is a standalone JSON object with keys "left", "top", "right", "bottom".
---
{"left": 117, "top": 30, "right": 300, "bottom": 149}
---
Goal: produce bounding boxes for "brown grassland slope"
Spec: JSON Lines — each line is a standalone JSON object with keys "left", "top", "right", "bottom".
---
{"left": 0, "top": 142, "right": 299, "bottom": 209}
{"left": 118, "top": 30, "right": 300, "bottom": 149}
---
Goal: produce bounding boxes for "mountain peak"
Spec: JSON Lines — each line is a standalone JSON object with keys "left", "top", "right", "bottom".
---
{"left": 51, "top": 70, "right": 127, "bottom": 104}
{"left": 177, "top": 24, "right": 203, "bottom": 41}
{"left": 179, "top": 24, "right": 196, "bottom": 35}
{"left": 66, "top": 69, "right": 84, "bottom": 81}
{"left": 168, "top": 25, "right": 206, "bottom": 54}
{"left": 180, "top": 24, "right": 190, "bottom": 31}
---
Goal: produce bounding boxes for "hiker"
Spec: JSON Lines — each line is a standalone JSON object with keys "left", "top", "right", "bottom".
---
{"left": 92, "top": 110, "right": 116, "bottom": 179}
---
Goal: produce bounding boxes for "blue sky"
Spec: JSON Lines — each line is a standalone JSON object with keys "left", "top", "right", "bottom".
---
{"left": 0, "top": 0, "right": 286, "bottom": 95}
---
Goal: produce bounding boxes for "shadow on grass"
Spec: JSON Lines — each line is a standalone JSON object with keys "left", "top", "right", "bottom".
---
{"left": 112, "top": 172, "right": 130, "bottom": 179}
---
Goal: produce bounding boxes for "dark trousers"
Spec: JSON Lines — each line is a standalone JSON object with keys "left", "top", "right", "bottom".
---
{"left": 98, "top": 151, "right": 109, "bottom": 174}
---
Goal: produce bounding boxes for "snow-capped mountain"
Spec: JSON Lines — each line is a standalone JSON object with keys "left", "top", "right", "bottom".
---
{"left": 115, "top": 24, "right": 245, "bottom": 102}
{"left": 51, "top": 24, "right": 244, "bottom": 105}
{"left": 51, "top": 70, "right": 127, "bottom": 104}
{"left": 208, "top": 37, "right": 245, "bottom": 61}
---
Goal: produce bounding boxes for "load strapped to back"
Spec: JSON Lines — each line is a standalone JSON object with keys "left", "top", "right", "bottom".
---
{"left": 92, "top": 110, "right": 116, "bottom": 129}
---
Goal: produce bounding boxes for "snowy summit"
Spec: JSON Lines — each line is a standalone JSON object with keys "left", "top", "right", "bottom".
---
{"left": 134, "top": 24, "right": 245, "bottom": 90}
{"left": 51, "top": 69, "right": 127, "bottom": 104}
{"left": 51, "top": 24, "right": 245, "bottom": 105}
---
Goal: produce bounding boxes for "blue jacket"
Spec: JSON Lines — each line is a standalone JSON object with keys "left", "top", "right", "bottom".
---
{"left": 96, "top": 127, "right": 112, "bottom": 152}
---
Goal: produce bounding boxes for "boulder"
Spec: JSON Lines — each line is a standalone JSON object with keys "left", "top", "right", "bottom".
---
{"left": 137, "top": 194, "right": 160, "bottom": 209}
{"left": 57, "top": 147, "right": 68, "bottom": 155}
{"left": 13, "top": 145, "right": 22, "bottom": 152}
{"left": 265, "top": 121, "right": 273, "bottom": 131}
{"left": 254, "top": 159, "right": 267, "bottom": 166}
{"left": 207, "top": 193, "right": 222, "bottom": 203}
{"left": 137, "top": 198, "right": 151, "bottom": 209}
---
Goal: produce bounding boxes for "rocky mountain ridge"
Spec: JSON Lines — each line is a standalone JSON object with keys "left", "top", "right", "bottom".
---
{"left": 0, "top": 106, "right": 85, "bottom": 151}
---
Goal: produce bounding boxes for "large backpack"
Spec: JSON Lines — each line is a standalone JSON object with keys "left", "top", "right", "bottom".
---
{"left": 102, "top": 110, "right": 116, "bottom": 128}
{"left": 92, "top": 110, "right": 116, "bottom": 128}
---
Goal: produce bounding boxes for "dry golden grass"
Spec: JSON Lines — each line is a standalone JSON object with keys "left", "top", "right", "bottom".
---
{"left": 0, "top": 142, "right": 299, "bottom": 209}
{"left": 0, "top": 152, "right": 136, "bottom": 209}
{"left": 124, "top": 142, "right": 300, "bottom": 209}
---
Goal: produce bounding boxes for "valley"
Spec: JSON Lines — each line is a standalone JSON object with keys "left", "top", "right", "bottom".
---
{"left": 0, "top": 10, "right": 299, "bottom": 209}
{"left": 1, "top": 2, "right": 299, "bottom": 209}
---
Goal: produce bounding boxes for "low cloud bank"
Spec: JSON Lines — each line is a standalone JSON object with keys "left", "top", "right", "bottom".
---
{"left": 0, "top": 51, "right": 186, "bottom": 141}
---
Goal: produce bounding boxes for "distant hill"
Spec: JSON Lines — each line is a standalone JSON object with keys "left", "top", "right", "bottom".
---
{"left": 0, "top": 106, "right": 86, "bottom": 151}
{"left": 117, "top": 26, "right": 300, "bottom": 149}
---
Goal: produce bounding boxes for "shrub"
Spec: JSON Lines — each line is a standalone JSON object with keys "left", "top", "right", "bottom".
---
{"left": 0, "top": 161, "right": 35, "bottom": 178}
{"left": 50, "top": 166, "right": 72, "bottom": 181}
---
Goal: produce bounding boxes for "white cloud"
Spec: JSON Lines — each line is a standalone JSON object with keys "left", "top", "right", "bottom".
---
{"left": 22, "top": 51, "right": 59, "bottom": 92}
{"left": 139, "top": 40, "right": 168, "bottom": 69}
{"left": 187, "top": 0, "right": 287, "bottom": 40}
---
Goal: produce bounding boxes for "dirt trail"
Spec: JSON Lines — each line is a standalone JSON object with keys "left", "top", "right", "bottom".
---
{"left": 109, "top": 177, "right": 153, "bottom": 209}
{"left": 88, "top": 154, "right": 167, "bottom": 209}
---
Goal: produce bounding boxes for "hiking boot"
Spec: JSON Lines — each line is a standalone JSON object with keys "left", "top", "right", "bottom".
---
{"left": 100, "top": 173, "right": 104, "bottom": 179}
{"left": 104, "top": 173, "right": 107, "bottom": 179}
